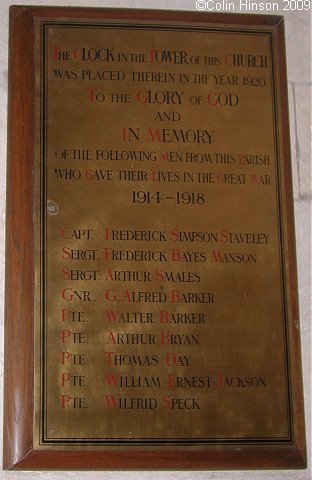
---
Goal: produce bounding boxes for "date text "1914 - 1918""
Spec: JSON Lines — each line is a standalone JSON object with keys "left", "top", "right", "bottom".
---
{"left": 132, "top": 191, "right": 205, "bottom": 205}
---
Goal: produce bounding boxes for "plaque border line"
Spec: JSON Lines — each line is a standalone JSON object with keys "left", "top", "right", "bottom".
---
{"left": 39, "top": 21, "right": 292, "bottom": 447}
{"left": 268, "top": 27, "right": 293, "bottom": 445}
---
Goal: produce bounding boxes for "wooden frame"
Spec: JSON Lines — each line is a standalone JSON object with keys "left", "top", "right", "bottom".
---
{"left": 4, "top": 5, "right": 306, "bottom": 470}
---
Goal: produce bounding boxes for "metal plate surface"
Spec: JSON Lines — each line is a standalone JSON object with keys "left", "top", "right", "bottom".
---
{"left": 34, "top": 19, "right": 293, "bottom": 447}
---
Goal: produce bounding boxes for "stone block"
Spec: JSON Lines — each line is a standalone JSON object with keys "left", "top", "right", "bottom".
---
{"left": 294, "top": 84, "right": 311, "bottom": 198}
{"left": 288, "top": 83, "right": 300, "bottom": 199}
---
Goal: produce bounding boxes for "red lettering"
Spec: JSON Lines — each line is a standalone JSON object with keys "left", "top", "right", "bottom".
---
{"left": 103, "top": 248, "right": 111, "bottom": 260}
{"left": 171, "top": 249, "right": 181, "bottom": 262}
{"left": 170, "top": 229, "right": 178, "bottom": 241}
{"left": 104, "top": 310, "right": 119, "bottom": 322}
{"left": 61, "top": 330, "right": 71, "bottom": 343}
{"left": 61, "top": 394, "right": 72, "bottom": 408}
{"left": 122, "top": 289, "right": 131, "bottom": 302}
{"left": 224, "top": 54, "right": 232, "bottom": 66}
{"left": 155, "top": 269, "right": 164, "bottom": 282}
{"left": 146, "top": 128, "right": 161, "bottom": 142}
{"left": 107, "top": 332, "right": 116, "bottom": 344}
{"left": 220, "top": 230, "right": 228, "bottom": 243}
{"left": 171, "top": 289, "right": 180, "bottom": 303}
{"left": 106, "top": 269, "right": 114, "bottom": 280}
{"left": 166, "top": 353, "right": 177, "bottom": 366}
{"left": 217, "top": 173, "right": 225, "bottom": 183}
{"left": 167, "top": 374, "right": 175, "bottom": 388}
{"left": 160, "top": 310, "right": 169, "bottom": 323}
{"left": 161, "top": 331, "right": 170, "bottom": 345}
{"left": 104, "top": 351, "right": 114, "bottom": 366}
{"left": 62, "top": 352, "right": 70, "bottom": 365}
{"left": 62, "top": 268, "right": 70, "bottom": 280}
{"left": 105, "top": 373, "right": 120, "bottom": 387}
{"left": 104, "top": 395, "right": 119, "bottom": 408}
{"left": 88, "top": 88, "right": 95, "bottom": 102}
{"left": 62, "top": 288, "right": 73, "bottom": 301}
{"left": 211, "top": 250, "right": 223, "bottom": 262}
{"left": 162, "top": 396, "right": 171, "bottom": 409}
{"left": 207, "top": 92, "right": 218, "bottom": 106}
{"left": 62, "top": 247, "right": 71, "bottom": 260}
{"left": 150, "top": 50, "right": 155, "bottom": 63}
{"left": 62, "top": 309, "right": 70, "bottom": 322}
{"left": 250, "top": 174, "right": 259, "bottom": 184}
{"left": 61, "top": 373, "right": 70, "bottom": 386}
{"left": 105, "top": 289, "right": 116, "bottom": 302}
{"left": 84, "top": 170, "right": 92, "bottom": 180}
{"left": 136, "top": 90, "right": 148, "bottom": 103}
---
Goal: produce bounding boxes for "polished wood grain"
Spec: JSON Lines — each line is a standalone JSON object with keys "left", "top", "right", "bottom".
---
{"left": 4, "top": 5, "right": 306, "bottom": 470}
{"left": 4, "top": 6, "right": 35, "bottom": 470}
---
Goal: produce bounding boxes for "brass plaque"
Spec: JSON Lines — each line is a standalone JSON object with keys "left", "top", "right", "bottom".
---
{"left": 36, "top": 19, "right": 292, "bottom": 444}
{"left": 5, "top": 6, "right": 306, "bottom": 469}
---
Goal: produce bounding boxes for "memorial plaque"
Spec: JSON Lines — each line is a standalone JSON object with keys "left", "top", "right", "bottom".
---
{"left": 4, "top": 6, "right": 306, "bottom": 470}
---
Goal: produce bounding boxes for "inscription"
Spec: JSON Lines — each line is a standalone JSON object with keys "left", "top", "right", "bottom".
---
{"left": 37, "top": 18, "right": 290, "bottom": 446}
